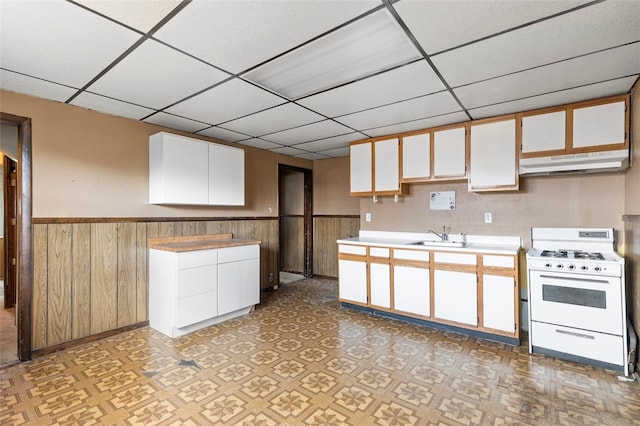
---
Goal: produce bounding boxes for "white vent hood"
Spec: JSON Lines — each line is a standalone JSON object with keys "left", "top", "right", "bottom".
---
{"left": 519, "top": 149, "right": 629, "bottom": 175}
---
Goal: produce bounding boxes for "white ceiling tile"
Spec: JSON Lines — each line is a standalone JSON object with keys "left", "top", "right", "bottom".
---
{"left": 143, "top": 112, "right": 209, "bottom": 132}
{"left": 395, "top": 0, "right": 588, "bottom": 54}
{"left": 336, "top": 91, "right": 461, "bottom": 130}
{"left": 153, "top": 0, "right": 381, "bottom": 74}
{"left": 166, "top": 79, "right": 286, "bottom": 125}
{"left": 432, "top": 1, "right": 640, "bottom": 86}
{"left": 236, "top": 139, "right": 283, "bottom": 150}
{"left": 71, "top": 91, "right": 154, "bottom": 120}
{"left": 74, "top": 0, "right": 182, "bottom": 33}
{"left": 454, "top": 43, "right": 640, "bottom": 110}
{"left": 0, "top": 69, "right": 77, "bottom": 102}
{"left": 295, "top": 152, "right": 330, "bottom": 160}
{"left": 262, "top": 120, "right": 353, "bottom": 145}
{"left": 468, "top": 76, "right": 638, "bottom": 119}
{"left": 221, "top": 103, "right": 324, "bottom": 137}
{"left": 364, "top": 111, "right": 470, "bottom": 138}
{"left": 292, "top": 133, "right": 362, "bottom": 151}
{"left": 271, "top": 146, "right": 307, "bottom": 156}
{"left": 88, "top": 39, "right": 229, "bottom": 109}
{"left": 318, "top": 147, "right": 350, "bottom": 158}
{"left": 0, "top": 0, "right": 140, "bottom": 87}
{"left": 298, "top": 61, "right": 445, "bottom": 117}
{"left": 196, "top": 127, "right": 249, "bottom": 143}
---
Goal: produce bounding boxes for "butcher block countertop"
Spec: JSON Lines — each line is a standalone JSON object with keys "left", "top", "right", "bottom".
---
{"left": 148, "top": 233, "right": 261, "bottom": 252}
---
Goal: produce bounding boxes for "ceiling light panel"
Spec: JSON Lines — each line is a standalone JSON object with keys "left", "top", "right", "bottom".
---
{"left": 298, "top": 60, "right": 445, "bottom": 117}
{"left": 365, "top": 111, "right": 470, "bottom": 138}
{"left": 143, "top": 112, "right": 209, "bottom": 133}
{"left": 454, "top": 43, "right": 640, "bottom": 110}
{"left": 88, "top": 39, "right": 229, "bottom": 109}
{"left": 153, "top": 0, "right": 380, "bottom": 74}
{"left": 468, "top": 76, "right": 639, "bottom": 120}
{"left": 262, "top": 120, "right": 354, "bottom": 145}
{"left": 433, "top": 1, "right": 640, "bottom": 87}
{"left": 0, "top": 0, "right": 140, "bottom": 87}
{"left": 196, "top": 127, "right": 249, "bottom": 143}
{"left": 71, "top": 92, "right": 154, "bottom": 120}
{"left": 166, "top": 79, "right": 285, "bottom": 125}
{"left": 336, "top": 91, "right": 461, "bottom": 131}
{"left": 221, "top": 103, "right": 325, "bottom": 137}
{"left": 74, "top": 0, "right": 183, "bottom": 33}
{"left": 394, "top": 0, "right": 587, "bottom": 55}
{"left": 0, "top": 70, "right": 77, "bottom": 102}
{"left": 244, "top": 9, "right": 422, "bottom": 100}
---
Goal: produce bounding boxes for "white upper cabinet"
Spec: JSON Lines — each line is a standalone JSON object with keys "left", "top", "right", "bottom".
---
{"left": 149, "top": 132, "right": 245, "bottom": 205}
{"left": 374, "top": 138, "right": 401, "bottom": 192}
{"left": 349, "top": 142, "right": 373, "bottom": 194}
{"left": 469, "top": 117, "right": 518, "bottom": 192}
{"left": 402, "top": 132, "right": 430, "bottom": 180}
{"left": 572, "top": 99, "right": 626, "bottom": 149}
{"left": 521, "top": 110, "right": 566, "bottom": 154}
{"left": 433, "top": 125, "right": 467, "bottom": 179}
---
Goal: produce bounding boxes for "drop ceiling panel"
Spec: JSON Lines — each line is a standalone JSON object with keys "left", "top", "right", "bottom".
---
{"left": 468, "top": 76, "right": 638, "bottom": 119}
{"left": 298, "top": 60, "right": 445, "bottom": 117}
{"left": 292, "top": 133, "right": 362, "bottom": 152}
{"left": 271, "top": 146, "right": 307, "bottom": 156}
{"left": 295, "top": 152, "right": 330, "bottom": 160}
{"left": 0, "top": 70, "right": 77, "bottom": 102}
{"left": 196, "top": 127, "right": 249, "bottom": 143}
{"left": 319, "top": 147, "right": 350, "bottom": 158}
{"left": 433, "top": 1, "right": 640, "bottom": 87}
{"left": 365, "top": 111, "right": 470, "bottom": 138}
{"left": 221, "top": 103, "right": 325, "bottom": 137}
{"left": 88, "top": 39, "right": 229, "bottom": 109}
{"left": 336, "top": 91, "right": 461, "bottom": 130}
{"left": 394, "top": 0, "right": 588, "bottom": 54}
{"left": 153, "top": 0, "right": 381, "bottom": 74}
{"left": 236, "top": 139, "right": 283, "bottom": 150}
{"left": 71, "top": 92, "right": 154, "bottom": 120}
{"left": 0, "top": 0, "right": 140, "bottom": 87}
{"left": 143, "top": 112, "right": 209, "bottom": 133}
{"left": 166, "top": 79, "right": 286, "bottom": 125}
{"left": 74, "top": 0, "right": 183, "bottom": 33}
{"left": 454, "top": 43, "right": 640, "bottom": 110}
{"left": 262, "top": 120, "right": 353, "bottom": 145}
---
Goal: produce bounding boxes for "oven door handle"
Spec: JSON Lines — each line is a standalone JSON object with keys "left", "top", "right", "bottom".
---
{"left": 539, "top": 274, "right": 609, "bottom": 285}
{"left": 555, "top": 329, "right": 595, "bottom": 340}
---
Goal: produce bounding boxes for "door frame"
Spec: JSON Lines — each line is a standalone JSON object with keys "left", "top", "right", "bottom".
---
{"left": 1, "top": 112, "right": 33, "bottom": 361}
{"left": 278, "top": 164, "right": 313, "bottom": 277}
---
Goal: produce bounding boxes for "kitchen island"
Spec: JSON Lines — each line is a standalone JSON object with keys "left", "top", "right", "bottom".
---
{"left": 148, "top": 233, "right": 260, "bottom": 338}
{"left": 337, "top": 230, "right": 522, "bottom": 345}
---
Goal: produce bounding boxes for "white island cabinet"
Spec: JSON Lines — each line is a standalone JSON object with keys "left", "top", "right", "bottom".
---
{"left": 149, "top": 235, "right": 260, "bottom": 338}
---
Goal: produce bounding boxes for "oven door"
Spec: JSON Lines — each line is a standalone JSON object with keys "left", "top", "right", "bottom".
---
{"left": 529, "top": 270, "right": 623, "bottom": 335}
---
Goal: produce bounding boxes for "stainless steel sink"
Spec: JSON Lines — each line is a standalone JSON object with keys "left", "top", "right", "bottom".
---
{"left": 406, "top": 240, "right": 466, "bottom": 248}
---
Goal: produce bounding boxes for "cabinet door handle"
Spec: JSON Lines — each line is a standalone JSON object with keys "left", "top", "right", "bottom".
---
{"left": 555, "top": 329, "right": 595, "bottom": 340}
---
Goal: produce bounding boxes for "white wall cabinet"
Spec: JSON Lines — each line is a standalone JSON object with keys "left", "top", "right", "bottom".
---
{"left": 433, "top": 126, "right": 467, "bottom": 179}
{"left": 149, "top": 132, "right": 244, "bottom": 205}
{"left": 469, "top": 117, "right": 518, "bottom": 192}
{"left": 349, "top": 142, "right": 373, "bottom": 194}
{"left": 572, "top": 99, "right": 626, "bottom": 149}
{"left": 521, "top": 110, "right": 566, "bottom": 154}
{"left": 401, "top": 133, "right": 431, "bottom": 180}
{"left": 374, "top": 138, "right": 401, "bottom": 192}
{"left": 350, "top": 138, "right": 408, "bottom": 195}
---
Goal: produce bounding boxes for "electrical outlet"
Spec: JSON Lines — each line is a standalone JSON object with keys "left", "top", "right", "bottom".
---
{"left": 484, "top": 212, "right": 492, "bottom": 224}
{"left": 365, "top": 213, "right": 371, "bottom": 222}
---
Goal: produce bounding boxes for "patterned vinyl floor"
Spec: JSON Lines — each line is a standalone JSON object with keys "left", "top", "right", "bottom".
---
{"left": 1, "top": 278, "right": 639, "bottom": 425}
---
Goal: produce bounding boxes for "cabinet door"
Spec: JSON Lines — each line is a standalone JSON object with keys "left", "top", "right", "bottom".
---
{"left": 394, "top": 265, "right": 430, "bottom": 316}
{"left": 482, "top": 274, "right": 515, "bottom": 333}
{"left": 469, "top": 118, "right": 518, "bottom": 191}
{"left": 370, "top": 262, "right": 390, "bottom": 309}
{"left": 218, "top": 261, "right": 240, "bottom": 316}
{"left": 338, "top": 259, "right": 368, "bottom": 304}
{"left": 402, "top": 133, "right": 430, "bottom": 180}
{"left": 433, "top": 270, "right": 477, "bottom": 325}
{"left": 175, "top": 265, "right": 218, "bottom": 328}
{"left": 149, "top": 133, "right": 209, "bottom": 204}
{"left": 521, "top": 110, "right": 566, "bottom": 154}
{"left": 350, "top": 142, "right": 372, "bottom": 193}
{"left": 240, "top": 257, "right": 260, "bottom": 307}
{"left": 572, "top": 100, "right": 626, "bottom": 148}
{"left": 433, "top": 126, "right": 466, "bottom": 178}
{"left": 374, "top": 138, "right": 400, "bottom": 192}
{"left": 209, "top": 144, "right": 244, "bottom": 206}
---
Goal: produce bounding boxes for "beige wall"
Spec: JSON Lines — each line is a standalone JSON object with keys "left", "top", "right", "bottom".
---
{"left": 625, "top": 82, "right": 640, "bottom": 214}
{"left": 0, "top": 90, "right": 312, "bottom": 218}
{"left": 313, "top": 157, "right": 359, "bottom": 215}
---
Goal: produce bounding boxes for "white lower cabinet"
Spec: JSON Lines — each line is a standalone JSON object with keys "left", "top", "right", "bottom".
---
{"left": 482, "top": 274, "right": 516, "bottom": 332}
{"left": 175, "top": 264, "right": 218, "bottom": 328}
{"left": 218, "top": 245, "right": 260, "bottom": 316}
{"left": 370, "top": 262, "right": 391, "bottom": 309}
{"left": 338, "top": 259, "right": 368, "bottom": 304}
{"left": 434, "top": 270, "right": 478, "bottom": 326}
{"left": 393, "top": 265, "right": 430, "bottom": 316}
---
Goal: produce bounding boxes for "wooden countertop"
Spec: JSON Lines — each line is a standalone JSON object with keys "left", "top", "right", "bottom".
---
{"left": 148, "top": 233, "right": 261, "bottom": 252}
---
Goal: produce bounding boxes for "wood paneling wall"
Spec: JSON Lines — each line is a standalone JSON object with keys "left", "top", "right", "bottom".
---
{"left": 313, "top": 216, "right": 360, "bottom": 278}
{"left": 623, "top": 216, "right": 640, "bottom": 371}
{"left": 280, "top": 215, "right": 304, "bottom": 273}
{"left": 32, "top": 218, "right": 277, "bottom": 350}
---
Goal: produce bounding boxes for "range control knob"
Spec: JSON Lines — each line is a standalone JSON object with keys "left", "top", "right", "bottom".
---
{"left": 556, "top": 263, "right": 563, "bottom": 269}
{"left": 545, "top": 263, "right": 552, "bottom": 268}
{"left": 568, "top": 264, "right": 575, "bottom": 270}
{"left": 580, "top": 265, "right": 588, "bottom": 271}
{"left": 594, "top": 266, "right": 602, "bottom": 272}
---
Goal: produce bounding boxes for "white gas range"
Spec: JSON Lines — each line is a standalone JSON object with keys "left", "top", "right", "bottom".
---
{"left": 527, "top": 227, "right": 630, "bottom": 376}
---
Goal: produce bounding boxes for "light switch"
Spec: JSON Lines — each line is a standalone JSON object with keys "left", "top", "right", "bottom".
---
{"left": 484, "top": 212, "right": 492, "bottom": 223}
{"left": 365, "top": 213, "right": 371, "bottom": 222}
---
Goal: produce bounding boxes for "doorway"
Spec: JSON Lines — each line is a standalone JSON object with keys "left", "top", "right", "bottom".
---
{"left": 278, "top": 164, "right": 312, "bottom": 282}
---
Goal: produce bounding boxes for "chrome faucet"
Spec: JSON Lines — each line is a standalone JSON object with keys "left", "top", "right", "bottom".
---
{"left": 427, "top": 226, "right": 448, "bottom": 241}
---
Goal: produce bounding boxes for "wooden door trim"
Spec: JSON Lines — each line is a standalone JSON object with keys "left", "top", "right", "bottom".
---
{"left": 1, "top": 112, "right": 33, "bottom": 361}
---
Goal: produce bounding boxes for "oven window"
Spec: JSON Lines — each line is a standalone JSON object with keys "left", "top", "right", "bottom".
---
{"left": 542, "top": 285, "right": 606, "bottom": 309}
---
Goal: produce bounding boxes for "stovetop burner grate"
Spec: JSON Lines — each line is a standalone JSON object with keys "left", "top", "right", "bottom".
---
{"left": 540, "top": 249, "right": 605, "bottom": 260}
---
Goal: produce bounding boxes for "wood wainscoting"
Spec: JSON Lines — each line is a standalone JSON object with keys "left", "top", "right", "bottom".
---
{"left": 313, "top": 215, "right": 360, "bottom": 278}
{"left": 31, "top": 218, "right": 277, "bottom": 351}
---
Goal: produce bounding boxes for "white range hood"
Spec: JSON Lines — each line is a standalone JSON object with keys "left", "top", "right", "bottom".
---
{"left": 519, "top": 149, "right": 629, "bottom": 175}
